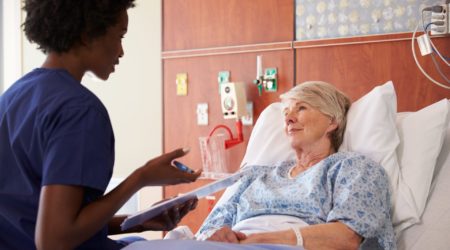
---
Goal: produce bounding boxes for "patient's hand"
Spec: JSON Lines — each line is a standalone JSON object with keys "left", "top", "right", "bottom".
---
{"left": 240, "top": 230, "right": 295, "bottom": 245}
{"left": 207, "top": 226, "right": 247, "bottom": 243}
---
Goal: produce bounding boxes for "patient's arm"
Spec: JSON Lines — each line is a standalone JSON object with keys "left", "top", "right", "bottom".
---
{"left": 206, "top": 226, "right": 247, "bottom": 243}
{"left": 240, "top": 222, "right": 361, "bottom": 250}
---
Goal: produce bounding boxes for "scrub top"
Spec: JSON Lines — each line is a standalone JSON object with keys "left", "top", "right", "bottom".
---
{"left": 0, "top": 68, "right": 118, "bottom": 249}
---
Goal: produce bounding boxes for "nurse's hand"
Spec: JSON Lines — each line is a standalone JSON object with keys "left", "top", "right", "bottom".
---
{"left": 136, "top": 148, "right": 202, "bottom": 186}
{"left": 207, "top": 226, "right": 247, "bottom": 243}
{"left": 140, "top": 198, "right": 198, "bottom": 231}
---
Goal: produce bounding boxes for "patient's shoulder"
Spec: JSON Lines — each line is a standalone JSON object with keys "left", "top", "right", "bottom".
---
{"left": 326, "top": 151, "right": 387, "bottom": 177}
{"left": 329, "top": 151, "right": 378, "bottom": 165}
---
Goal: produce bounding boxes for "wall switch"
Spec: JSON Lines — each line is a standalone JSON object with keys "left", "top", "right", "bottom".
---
{"left": 242, "top": 102, "right": 253, "bottom": 126}
{"left": 176, "top": 73, "right": 188, "bottom": 96}
{"left": 196, "top": 103, "right": 208, "bottom": 125}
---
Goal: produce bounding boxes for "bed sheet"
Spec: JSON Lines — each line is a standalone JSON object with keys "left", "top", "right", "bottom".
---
{"left": 123, "top": 240, "right": 302, "bottom": 250}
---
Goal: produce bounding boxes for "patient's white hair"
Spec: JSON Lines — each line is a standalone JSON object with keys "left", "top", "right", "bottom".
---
{"left": 280, "top": 81, "right": 351, "bottom": 151}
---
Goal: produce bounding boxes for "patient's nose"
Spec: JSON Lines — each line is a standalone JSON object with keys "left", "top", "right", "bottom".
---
{"left": 284, "top": 111, "right": 296, "bottom": 125}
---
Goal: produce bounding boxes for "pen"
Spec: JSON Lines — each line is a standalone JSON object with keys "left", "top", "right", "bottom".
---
{"left": 173, "top": 160, "right": 195, "bottom": 174}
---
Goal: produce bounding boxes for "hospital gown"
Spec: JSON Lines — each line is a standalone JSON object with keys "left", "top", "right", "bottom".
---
{"left": 197, "top": 151, "right": 396, "bottom": 250}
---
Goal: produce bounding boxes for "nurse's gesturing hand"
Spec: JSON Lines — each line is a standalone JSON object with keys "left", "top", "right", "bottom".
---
{"left": 135, "top": 148, "right": 202, "bottom": 186}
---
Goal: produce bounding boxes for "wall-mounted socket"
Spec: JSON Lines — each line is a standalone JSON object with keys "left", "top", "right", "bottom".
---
{"left": 430, "top": 3, "right": 449, "bottom": 36}
{"left": 242, "top": 102, "right": 253, "bottom": 126}
{"left": 196, "top": 103, "right": 208, "bottom": 125}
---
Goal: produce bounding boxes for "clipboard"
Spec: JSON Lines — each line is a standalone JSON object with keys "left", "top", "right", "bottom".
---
{"left": 120, "top": 170, "right": 247, "bottom": 231}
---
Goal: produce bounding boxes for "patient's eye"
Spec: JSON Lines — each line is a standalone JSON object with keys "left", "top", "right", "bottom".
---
{"left": 297, "top": 105, "right": 306, "bottom": 112}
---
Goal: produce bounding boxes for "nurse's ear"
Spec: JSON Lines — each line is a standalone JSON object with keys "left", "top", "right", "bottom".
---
{"left": 79, "top": 32, "right": 94, "bottom": 49}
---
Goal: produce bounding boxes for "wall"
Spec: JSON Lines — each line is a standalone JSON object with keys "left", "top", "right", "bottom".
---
{"left": 162, "top": 0, "right": 450, "bottom": 235}
{"left": 294, "top": 34, "right": 450, "bottom": 110}
{"left": 296, "top": 0, "right": 443, "bottom": 40}
{"left": 1, "top": 0, "right": 22, "bottom": 93}
{"left": 18, "top": 0, "right": 163, "bottom": 240}
{"left": 162, "top": 0, "right": 295, "bottom": 232}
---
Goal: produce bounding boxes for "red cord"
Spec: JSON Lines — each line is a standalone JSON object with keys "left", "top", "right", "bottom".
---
{"left": 208, "top": 124, "right": 234, "bottom": 139}
{"left": 207, "top": 120, "right": 244, "bottom": 149}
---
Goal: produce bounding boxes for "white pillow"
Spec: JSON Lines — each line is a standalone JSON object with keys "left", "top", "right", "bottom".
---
{"left": 432, "top": 100, "right": 450, "bottom": 187}
{"left": 397, "top": 100, "right": 450, "bottom": 249}
{"left": 241, "top": 102, "right": 295, "bottom": 166}
{"left": 393, "top": 99, "right": 450, "bottom": 233}
{"left": 340, "top": 81, "right": 401, "bottom": 206}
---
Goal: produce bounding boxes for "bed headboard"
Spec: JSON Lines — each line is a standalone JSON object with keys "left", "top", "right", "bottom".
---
{"left": 295, "top": 33, "right": 450, "bottom": 112}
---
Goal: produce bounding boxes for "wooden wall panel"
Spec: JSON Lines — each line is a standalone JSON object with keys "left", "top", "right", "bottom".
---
{"left": 161, "top": 0, "right": 450, "bottom": 237}
{"left": 163, "top": 0, "right": 294, "bottom": 51}
{"left": 296, "top": 36, "right": 450, "bottom": 111}
{"left": 163, "top": 50, "right": 294, "bottom": 232}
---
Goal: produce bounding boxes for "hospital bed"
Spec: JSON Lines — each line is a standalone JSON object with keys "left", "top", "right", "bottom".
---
{"left": 125, "top": 82, "right": 450, "bottom": 249}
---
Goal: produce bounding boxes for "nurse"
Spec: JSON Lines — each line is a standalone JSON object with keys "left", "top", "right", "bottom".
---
{"left": 0, "top": 0, "right": 201, "bottom": 249}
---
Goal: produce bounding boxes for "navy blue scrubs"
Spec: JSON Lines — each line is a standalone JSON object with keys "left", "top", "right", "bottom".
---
{"left": 0, "top": 68, "right": 119, "bottom": 249}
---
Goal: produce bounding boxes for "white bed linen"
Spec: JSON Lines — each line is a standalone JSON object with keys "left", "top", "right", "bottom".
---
{"left": 123, "top": 240, "right": 303, "bottom": 250}
{"left": 232, "top": 215, "right": 309, "bottom": 235}
{"left": 397, "top": 104, "right": 450, "bottom": 250}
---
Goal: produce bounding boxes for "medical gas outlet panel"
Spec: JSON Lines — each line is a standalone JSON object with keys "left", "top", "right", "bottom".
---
{"left": 220, "top": 82, "right": 248, "bottom": 119}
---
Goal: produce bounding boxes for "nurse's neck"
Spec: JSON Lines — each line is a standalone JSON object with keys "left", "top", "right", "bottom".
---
{"left": 42, "top": 51, "right": 85, "bottom": 82}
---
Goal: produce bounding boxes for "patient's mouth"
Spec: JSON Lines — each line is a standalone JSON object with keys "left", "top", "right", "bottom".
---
{"left": 288, "top": 128, "right": 302, "bottom": 134}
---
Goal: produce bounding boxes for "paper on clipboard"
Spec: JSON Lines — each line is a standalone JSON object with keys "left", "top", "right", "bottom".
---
{"left": 120, "top": 170, "right": 247, "bottom": 231}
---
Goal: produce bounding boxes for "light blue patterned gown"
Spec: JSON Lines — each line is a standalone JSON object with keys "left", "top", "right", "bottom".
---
{"left": 197, "top": 151, "right": 396, "bottom": 250}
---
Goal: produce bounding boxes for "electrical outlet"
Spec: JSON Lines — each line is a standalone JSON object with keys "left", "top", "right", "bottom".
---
{"left": 242, "top": 102, "right": 253, "bottom": 126}
{"left": 448, "top": 3, "right": 450, "bottom": 34}
{"left": 430, "top": 4, "right": 449, "bottom": 36}
{"left": 196, "top": 103, "right": 208, "bottom": 125}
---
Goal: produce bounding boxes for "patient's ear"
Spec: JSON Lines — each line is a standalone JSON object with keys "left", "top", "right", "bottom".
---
{"left": 326, "top": 119, "right": 338, "bottom": 133}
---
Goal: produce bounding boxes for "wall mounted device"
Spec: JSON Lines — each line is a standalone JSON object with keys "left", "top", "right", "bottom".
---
{"left": 199, "top": 82, "right": 249, "bottom": 179}
{"left": 253, "top": 55, "right": 278, "bottom": 95}
{"left": 218, "top": 71, "right": 230, "bottom": 94}
{"left": 220, "top": 82, "right": 248, "bottom": 119}
{"left": 196, "top": 103, "right": 209, "bottom": 125}
{"left": 241, "top": 102, "right": 254, "bottom": 126}
{"left": 430, "top": 3, "right": 449, "bottom": 36}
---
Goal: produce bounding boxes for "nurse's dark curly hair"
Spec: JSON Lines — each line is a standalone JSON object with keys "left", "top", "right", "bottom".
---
{"left": 22, "top": 0, "right": 135, "bottom": 54}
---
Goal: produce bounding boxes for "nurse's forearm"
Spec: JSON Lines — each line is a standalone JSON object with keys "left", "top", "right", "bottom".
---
{"left": 35, "top": 170, "right": 143, "bottom": 250}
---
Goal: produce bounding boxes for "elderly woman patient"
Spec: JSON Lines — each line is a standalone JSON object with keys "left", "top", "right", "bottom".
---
{"left": 196, "top": 81, "right": 396, "bottom": 250}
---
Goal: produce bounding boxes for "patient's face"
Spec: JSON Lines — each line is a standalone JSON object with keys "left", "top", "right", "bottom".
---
{"left": 283, "top": 99, "right": 335, "bottom": 150}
